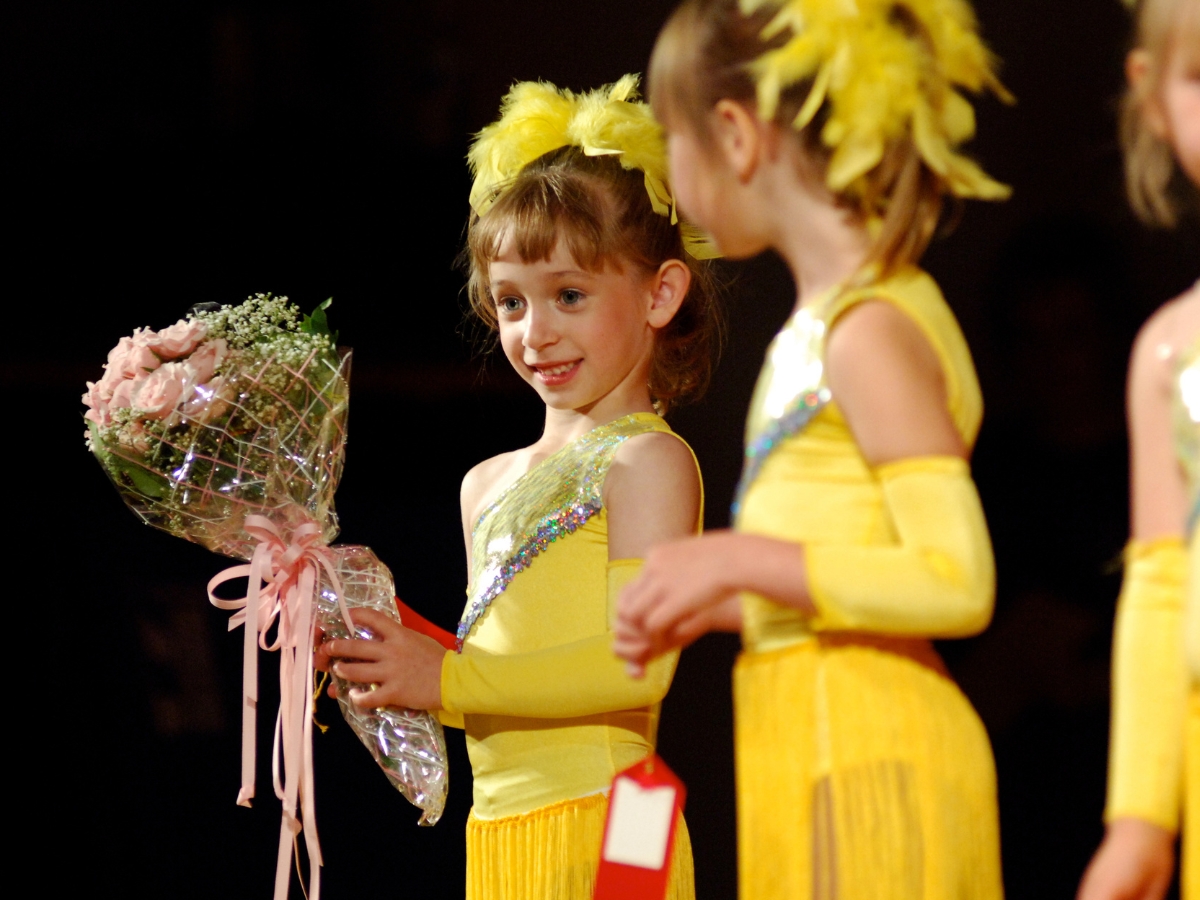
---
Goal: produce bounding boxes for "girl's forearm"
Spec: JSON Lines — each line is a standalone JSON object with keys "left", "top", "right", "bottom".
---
{"left": 706, "top": 594, "right": 745, "bottom": 632}
{"left": 719, "top": 532, "right": 816, "bottom": 617}
{"left": 441, "top": 634, "right": 679, "bottom": 718}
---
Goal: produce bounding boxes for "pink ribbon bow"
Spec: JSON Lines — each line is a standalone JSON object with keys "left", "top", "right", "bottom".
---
{"left": 208, "top": 513, "right": 352, "bottom": 900}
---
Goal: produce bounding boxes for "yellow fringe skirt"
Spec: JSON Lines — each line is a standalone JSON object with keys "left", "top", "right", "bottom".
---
{"left": 466, "top": 791, "right": 695, "bottom": 900}
{"left": 1186, "top": 689, "right": 1200, "bottom": 900}
{"left": 734, "top": 635, "right": 1003, "bottom": 900}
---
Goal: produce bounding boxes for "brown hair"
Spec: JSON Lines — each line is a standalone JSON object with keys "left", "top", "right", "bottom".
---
{"left": 1121, "top": 0, "right": 1198, "bottom": 227}
{"left": 648, "top": 0, "right": 952, "bottom": 276}
{"left": 466, "top": 146, "right": 722, "bottom": 413}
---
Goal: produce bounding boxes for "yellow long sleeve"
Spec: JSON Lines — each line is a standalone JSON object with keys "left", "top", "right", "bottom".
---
{"left": 1187, "top": 528, "right": 1200, "bottom": 681}
{"left": 806, "top": 456, "right": 995, "bottom": 638}
{"left": 1105, "top": 537, "right": 1188, "bottom": 830}
{"left": 441, "top": 560, "right": 679, "bottom": 719}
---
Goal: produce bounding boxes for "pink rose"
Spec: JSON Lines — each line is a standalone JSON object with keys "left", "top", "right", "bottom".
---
{"left": 148, "top": 319, "right": 208, "bottom": 360}
{"left": 96, "top": 363, "right": 126, "bottom": 401}
{"left": 132, "top": 362, "right": 191, "bottom": 419}
{"left": 82, "top": 381, "right": 110, "bottom": 426}
{"left": 184, "top": 337, "right": 227, "bottom": 385}
{"left": 107, "top": 331, "right": 161, "bottom": 379}
{"left": 109, "top": 376, "right": 137, "bottom": 411}
{"left": 181, "top": 375, "right": 229, "bottom": 422}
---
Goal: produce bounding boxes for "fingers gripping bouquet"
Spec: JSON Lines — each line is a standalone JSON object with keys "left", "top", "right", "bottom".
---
{"left": 83, "top": 294, "right": 447, "bottom": 898}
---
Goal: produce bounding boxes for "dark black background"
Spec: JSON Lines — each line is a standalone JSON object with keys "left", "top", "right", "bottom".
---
{"left": 10, "top": 1, "right": 1198, "bottom": 897}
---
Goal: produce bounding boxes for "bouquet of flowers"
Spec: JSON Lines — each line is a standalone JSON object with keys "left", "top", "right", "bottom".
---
{"left": 84, "top": 294, "right": 447, "bottom": 898}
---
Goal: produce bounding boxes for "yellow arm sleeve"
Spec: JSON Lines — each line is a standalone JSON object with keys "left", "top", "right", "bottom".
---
{"left": 806, "top": 456, "right": 995, "bottom": 637}
{"left": 439, "top": 560, "right": 679, "bottom": 719}
{"left": 1105, "top": 537, "right": 1188, "bottom": 830}
{"left": 435, "top": 707, "right": 464, "bottom": 730}
{"left": 1187, "top": 528, "right": 1200, "bottom": 682}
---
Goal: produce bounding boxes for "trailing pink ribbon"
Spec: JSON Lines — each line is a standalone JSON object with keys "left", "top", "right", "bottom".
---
{"left": 208, "top": 513, "right": 353, "bottom": 900}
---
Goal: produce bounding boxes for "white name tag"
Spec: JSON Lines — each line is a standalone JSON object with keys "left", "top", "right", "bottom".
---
{"left": 601, "top": 777, "right": 677, "bottom": 870}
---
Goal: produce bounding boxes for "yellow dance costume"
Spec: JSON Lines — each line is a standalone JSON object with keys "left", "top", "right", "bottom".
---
{"left": 1106, "top": 326, "right": 1200, "bottom": 898}
{"left": 439, "top": 413, "right": 697, "bottom": 900}
{"left": 1185, "top": 334, "right": 1200, "bottom": 899}
{"left": 733, "top": 266, "right": 1003, "bottom": 900}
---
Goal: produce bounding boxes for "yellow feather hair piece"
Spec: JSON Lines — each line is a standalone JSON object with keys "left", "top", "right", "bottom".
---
{"left": 740, "top": 0, "right": 1013, "bottom": 202}
{"left": 467, "top": 75, "right": 721, "bottom": 260}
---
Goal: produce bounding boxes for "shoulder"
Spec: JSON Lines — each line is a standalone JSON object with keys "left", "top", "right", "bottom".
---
{"left": 826, "top": 297, "right": 943, "bottom": 391}
{"left": 825, "top": 297, "right": 965, "bottom": 463}
{"left": 604, "top": 430, "right": 702, "bottom": 556}
{"left": 611, "top": 429, "right": 698, "bottom": 481}
{"left": 606, "top": 431, "right": 700, "bottom": 511}
{"left": 460, "top": 449, "right": 523, "bottom": 523}
{"left": 1128, "top": 293, "right": 1199, "bottom": 400}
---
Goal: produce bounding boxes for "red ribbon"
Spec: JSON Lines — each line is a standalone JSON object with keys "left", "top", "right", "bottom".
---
{"left": 208, "top": 513, "right": 350, "bottom": 900}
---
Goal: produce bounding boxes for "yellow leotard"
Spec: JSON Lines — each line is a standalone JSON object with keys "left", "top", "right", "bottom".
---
{"left": 1107, "top": 326, "right": 1200, "bottom": 897}
{"left": 1183, "top": 334, "right": 1200, "bottom": 900}
{"left": 733, "top": 266, "right": 1003, "bottom": 900}
{"left": 438, "top": 412, "right": 697, "bottom": 900}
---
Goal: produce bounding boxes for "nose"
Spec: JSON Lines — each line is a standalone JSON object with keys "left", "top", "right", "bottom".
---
{"left": 522, "top": 302, "right": 558, "bottom": 351}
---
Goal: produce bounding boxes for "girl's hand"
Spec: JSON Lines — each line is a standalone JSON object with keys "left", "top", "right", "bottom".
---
{"left": 1077, "top": 818, "right": 1175, "bottom": 900}
{"left": 321, "top": 608, "right": 446, "bottom": 711}
{"left": 614, "top": 531, "right": 745, "bottom": 672}
{"left": 313, "top": 625, "right": 333, "bottom": 673}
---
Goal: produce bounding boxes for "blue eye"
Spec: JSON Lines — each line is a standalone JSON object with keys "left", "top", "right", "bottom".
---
{"left": 497, "top": 296, "right": 525, "bottom": 314}
{"left": 560, "top": 289, "right": 584, "bottom": 306}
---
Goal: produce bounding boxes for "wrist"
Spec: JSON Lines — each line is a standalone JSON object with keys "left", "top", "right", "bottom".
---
{"left": 719, "top": 531, "right": 772, "bottom": 592}
{"left": 726, "top": 532, "right": 814, "bottom": 615}
{"left": 1106, "top": 817, "right": 1176, "bottom": 844}
{"left": 437, "top": 649, "right": 457, "bottom": 714}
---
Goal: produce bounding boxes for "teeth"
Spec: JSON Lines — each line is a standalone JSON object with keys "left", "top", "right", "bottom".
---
{"left": 538, "top": 362, "right": 576, "bottom": 376}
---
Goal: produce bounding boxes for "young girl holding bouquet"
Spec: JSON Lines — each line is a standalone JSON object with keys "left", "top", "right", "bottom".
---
{"left": 613, "top": 1, "right": 1009, "bottom": 897}
{"left": 1077, "top": 1, "right": 1200, "bottom": 898}
{"left": 320, "top": 75, "right": 719, "bottom": 899}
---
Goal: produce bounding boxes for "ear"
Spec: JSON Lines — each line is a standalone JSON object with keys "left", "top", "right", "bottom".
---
{"left": 645, "top": 259, "right": 693, "bottom": 330}
{"left": 711, "top": 99, "right": 762, "bottom": 182}
{"left": 1126, "top": 48, "right": 1169, "bottom": 138}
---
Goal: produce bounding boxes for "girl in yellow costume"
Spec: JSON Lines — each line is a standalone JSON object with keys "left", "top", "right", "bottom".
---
{"left": 613, "top": 1, "right": 1010, "bottom": 897}
{"left": 320, "top": 75, "right": 721, "bottom": 899}
{"left": 1077, "top": 2, "right": 1200, "bottom": 899}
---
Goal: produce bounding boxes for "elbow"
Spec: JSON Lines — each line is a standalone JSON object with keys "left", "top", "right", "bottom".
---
{"left": 637, "top": 650, "right": 679, "bottom": 705}
{"left": 944, "top": 590, "right": 994, "bottom": 638}
{"left": 919, "top": 548, "right": 994, "bottom": 638}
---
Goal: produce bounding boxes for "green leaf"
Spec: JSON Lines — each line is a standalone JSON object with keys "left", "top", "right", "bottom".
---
{"left": 110, "top": 455, "right": 168, "bottom": 499}
{"left": 301, "top": 298, "right": 338, "bottom": 344}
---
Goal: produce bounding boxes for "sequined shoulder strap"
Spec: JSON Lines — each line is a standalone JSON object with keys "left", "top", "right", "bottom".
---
{"left": 732, "top": 273, "right": 929, "bottom": 517}
{"left": 1175, "top": 330, "right": 1200, "bottom": 535}
{"left": 456, "top": 413, "right": 670, "bottom": 650}
{"left": 732, "top": 294, "right": 839, "bottom": 517}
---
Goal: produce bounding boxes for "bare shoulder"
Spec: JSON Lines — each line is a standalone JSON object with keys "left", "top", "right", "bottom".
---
{"left": 1128, "top": 293, "right": 1199, "bottom": 400}
{"left": 825, "top": 298, "right": 964, "bottom": 464}
{"left": 825, "top": 298, "right": 942, "bottom": 385}
{"left": 1127, "top": 292, "right": 1195, "bottom": 538}
{"left": 611, "top": 430, "right": 699, "bottom": 483}
{"left": 460, "top": 449, "right": 525, "bottom": 525}
{"left": 605, "top": 431, "right": 702, "bottom": 559}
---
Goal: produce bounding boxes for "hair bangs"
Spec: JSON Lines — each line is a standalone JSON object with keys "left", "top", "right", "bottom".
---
{"left": 464, "top": 145, "right": 724, "bottom": 413}
{"left": 467, "top": 162, "right": 633, "bottom": 328}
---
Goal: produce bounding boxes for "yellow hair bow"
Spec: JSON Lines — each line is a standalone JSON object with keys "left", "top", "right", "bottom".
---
{"left": 468, "top": 74, "right": 721, "bottom": 260}
{"left": 741, "top": 0, "right": 1013, "bottom": 202}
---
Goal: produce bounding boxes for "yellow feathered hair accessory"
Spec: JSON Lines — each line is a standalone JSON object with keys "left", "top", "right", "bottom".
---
{"left": 467, "top": 74, "right": 721, "bottom": 260}
{"left": 741, "top": 0, "right": 1013, "bottom": 202}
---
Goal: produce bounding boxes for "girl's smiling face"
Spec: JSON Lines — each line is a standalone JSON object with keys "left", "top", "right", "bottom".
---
{"left": 489, "top": 237, "right": 666, "bottom": 417}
